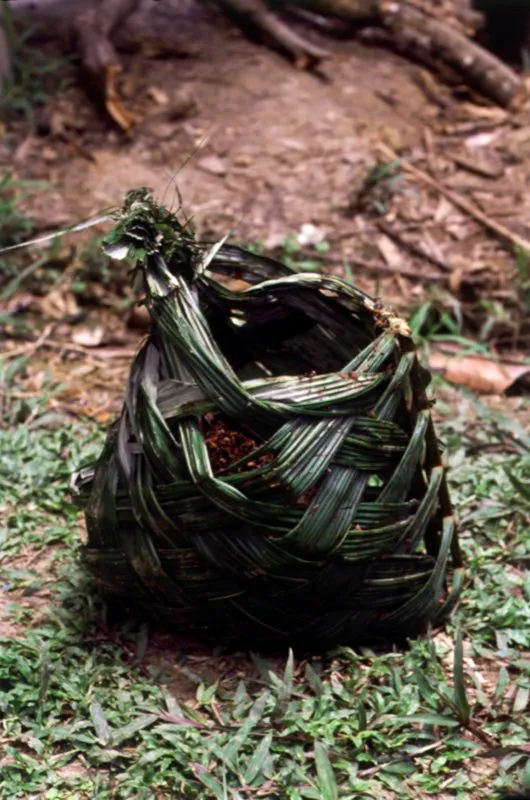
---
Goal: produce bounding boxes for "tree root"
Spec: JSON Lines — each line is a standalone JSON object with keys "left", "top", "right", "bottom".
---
{"left": 72, "top": 0, "right": 142, "bottom": 131}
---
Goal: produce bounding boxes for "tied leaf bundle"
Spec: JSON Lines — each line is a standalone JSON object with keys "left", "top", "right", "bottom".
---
{"left": 72, "top": 188, "right": 463, "bottom": 649}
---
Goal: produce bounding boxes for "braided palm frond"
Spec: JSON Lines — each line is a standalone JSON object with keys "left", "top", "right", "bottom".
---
{"left": 72, "top": 188, "right": 463, "bottom": 649}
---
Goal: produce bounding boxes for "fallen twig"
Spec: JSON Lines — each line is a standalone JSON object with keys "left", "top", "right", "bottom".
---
{"left": 304, "top": 250, "right": 446, "bottom": 282}
{"left": 3, "top": 324, "right": 56, "bottom": 362}
{"left": 376, "top": 221, "right": 453, "bottom": 273}
{"left": 450, "top": 153, "right": 504, "bottom": 180}
{"left": 378, "top": 143, "right": 530, "bottom": 253}
{"left": 2, "top": 340, "right": 138, "bottom": 361}
{"left": 217, "top": 0, "right": 330, "bottom": 67}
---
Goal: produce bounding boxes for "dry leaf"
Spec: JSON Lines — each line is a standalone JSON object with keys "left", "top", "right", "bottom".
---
{"left": 459, "top": 103, "right": 508, "bottom": 124}
{"left": 464, "top": 131, "right": 500, "bottom": 150}
{"left": 49, "top": 110, "right": 67, "bottom": 136}
{"left": 146, "top": 85, "right": 169, "bottom": 105}
{"left": 224, "top": 279, "right": 251, "bottom": 293}
{"left": 421, "top": 231, "right": 446, "bottom": 264}
{"left": 42, "top": 147, "right": 58, "bottom": 163}
{"left": 430, "top": 350, "right": 530, "bottom": 395}
{"left": 14, "top": 135, "right": 35, "bottom": 163}
{"left": 433, "top": 197, "right": 454, "bottom": 224}
{"left": 197, "top": 156, "right": 227, "bottom": 177}
{"left": 40, "top": 290, "right": 79, "bottom": 321}
{"left": 105, "top": 64, "right": 137, "bottom": 132}
{"left": 167, "top": 85, "right": 197, "bottom": 120}
{"left": 233, "top": 154, "right": 253, "bottom": 168}
{"left": 72, "top": 326, "right": 104, "bottom": 348}
{"left": 452, "top": 152, "right": 504, "bottom": 180}
{"left": 448, "top": 268, "right": 463, "bottom": 294}
{"left": 377, "top": 234, "right": 403, "bottom": 269}
{"left": 127, "top": 305, "right": 150, "bottom": 330}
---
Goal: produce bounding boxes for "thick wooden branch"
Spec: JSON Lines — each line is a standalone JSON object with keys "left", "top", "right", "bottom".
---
{"left": 274, "top": 0, "right": 525, "bottom": 108}
{"left": 285, "top": 0, "right": 380, "bottom": 24}
{"left": 217, "top": 0, "right": 330, "bottom": 66}
{"left": 379, "top": 1, "right": 526, "bottom": 109}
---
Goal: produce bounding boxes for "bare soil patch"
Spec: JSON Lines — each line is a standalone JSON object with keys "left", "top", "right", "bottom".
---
{"left": 4, "top": 0, "right": 530, "bottom": 349}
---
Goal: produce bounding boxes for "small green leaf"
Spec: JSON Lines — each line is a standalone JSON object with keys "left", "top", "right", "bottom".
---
{"left": 382, "top": 761, "right": 415, "bottom": 775}
{"left": 108, "top": 713, "right": 158, "bottom": 747}
{"left": 453, "top": 628, "right": 470, "bottom": 723}
{"left": 135, "top": 622, "right": 149, "bottom": 662}
{"left": 495, "top": 666, "right": 510, "bottom": 701}
{"left": 90, "top": 700, "right": 111, "bottom": 746}
{"left": 38, "top": 646, "right": 50, "bottom": 708}
{"left": 305, "top": 663, "right": 324, "bottom": 696}
{"left": 314, "top": 742, "right": 338, "bottom": 800}
{"left": 192, "top": 764, "right": 226, "bottom": 800}
{"left": 272, "top": 649, "right": 295, "bottom": 720}
{"left": 513, "top": 686, "right": 529, "bottom": 714}
{"left": 196, "top": 681, "right": 219, "bottom": 706}
{"left": 244, "top": 732, "right": 273, "bottom": 784}
{"left": 398, "top": 713, "right": 460, "bottom": 728}
{"left": 222, "top": 691, "right": 270, "bottom": 768}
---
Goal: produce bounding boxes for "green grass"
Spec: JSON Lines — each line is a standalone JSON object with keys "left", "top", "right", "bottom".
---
{"left": 0, "top": 174, "right": 49, "bottom": 251}
{"left": 0, "top": 364, "right": 529, "bottom": 799}
{"left": 0, "top": 4, "right": 70, "bottom": 124}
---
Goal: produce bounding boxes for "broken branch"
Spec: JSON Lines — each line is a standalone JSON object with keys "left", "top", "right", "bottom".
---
{"left": 217, "top": 0, "right": 330, "bottom": 66}
{"left": 378, "top": 143, "right": 530, "bottom": 254}
{"left": 380, "top": 1, "right": 526, "bottom": 110}
{"left": 262, "top": 0, "right": 525, "bottom": 109}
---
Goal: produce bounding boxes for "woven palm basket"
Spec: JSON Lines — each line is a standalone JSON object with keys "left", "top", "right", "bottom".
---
{"left": 73, "top": 188, "right": 463, "bottom": 649}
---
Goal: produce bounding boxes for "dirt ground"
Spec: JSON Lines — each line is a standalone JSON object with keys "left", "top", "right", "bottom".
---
{"left": 3, "top": 0, "right": 530, "bottom": 352}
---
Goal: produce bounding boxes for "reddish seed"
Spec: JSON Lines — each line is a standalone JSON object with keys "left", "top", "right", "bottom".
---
{"left": 203, "top": 415, "right": 274, "bottom": 474}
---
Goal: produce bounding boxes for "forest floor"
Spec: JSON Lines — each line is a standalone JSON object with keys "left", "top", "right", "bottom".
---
{"left": 0, "top": 2, "right": 529, "bottom": 798}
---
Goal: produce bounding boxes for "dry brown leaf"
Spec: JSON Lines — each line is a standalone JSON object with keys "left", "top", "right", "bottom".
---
{"left": 217, "top": 277, "right": 251, "bottom": 293}
{"left": 127, "top": 305, "right": 150, "bottom": 330}
{"left": 452, "top": 152, "right": 505, "bottom": 180}
{"left": 53, "top": 400, "right": 112, "bottom": 424}
{"left": 458, "top": 103, "right": 508, "bottom": 124}
{"left": 167, "top": 85, "right": 197, "bottom": 120}
{"left": 430, "top": 350, "right": 530, "bottom": 395}
{"left": 146, "top": 85, "right": 169, "bottom": 106}
{"left": 105, "top": 64, "right": 137, "bottom": 133}
{"left": 197, "top": 155, "right": 228, "bottom": 177}
{"left": 376, "top": 234, "right": 403, "bottom": 269}
{"left": 421, "top": 231, "right": 446, "bottom": 264}
{"left": 39, "top": 290, "right": 79, "bottom": 321}
{"left": 433, "top": 197, "right": 454, "bottom": 224}
{"left": 72, "top": 326, "right": 104, "bottom": 348}
{"left": 464, "top": 130, "right": 500, "bottom": 150}
{"left": 448, "top": 268, "right": 463, "bottom": 295}
{"left": 49, "top": 110, "right": 67, "bottom": 137}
